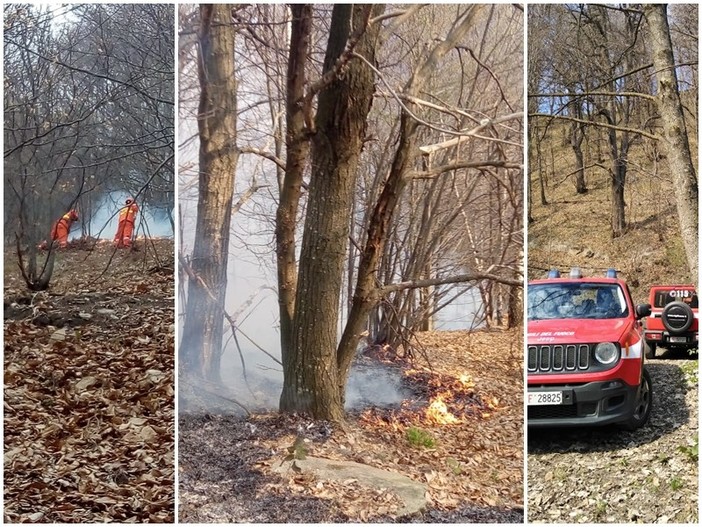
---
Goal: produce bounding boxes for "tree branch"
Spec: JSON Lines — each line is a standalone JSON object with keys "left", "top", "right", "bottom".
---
{"left": 239, "top": 146, "right": 285, "bottom": 170}
{"left": 408, "top": 160, "right": 522, "bottom": 180}
{"left": 380, "top": 271, "right": 523, "bottom": 296}
{"left": 530, "top": 91, "right": 656, "bottom": 101}
{"left": 529, "top": 113, "right": 659, "bottom": 140}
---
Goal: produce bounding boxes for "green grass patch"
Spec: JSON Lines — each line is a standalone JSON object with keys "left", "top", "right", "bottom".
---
{"left": 595, "top": 500, "right": 608, "bottom": 519}
{"left": 678, "top": 437, "right": 698, "bottom": 464}
{"left": 679, "top": 361, "right": 698, "bottom": 386}
{"left": 406, "top": 427, "right": 436, "bottom": 449}
{"left": 669, "top": 477, "right": 684, "bottom": 491}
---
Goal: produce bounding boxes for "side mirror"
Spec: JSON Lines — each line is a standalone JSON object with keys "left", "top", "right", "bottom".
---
{"left": 636, "top": 304, "right": 652, "bottom": 319}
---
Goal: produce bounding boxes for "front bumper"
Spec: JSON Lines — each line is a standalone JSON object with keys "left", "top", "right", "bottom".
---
{"left": 527, "top": 379, "right": 639, "bottom": 427}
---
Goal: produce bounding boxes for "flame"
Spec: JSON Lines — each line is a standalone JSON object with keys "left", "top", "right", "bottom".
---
{"left": 458, "top": 374, "right": 475, "bottom": 388}
{"left": 425, "top": 394, "right": 460, "bottom": 425}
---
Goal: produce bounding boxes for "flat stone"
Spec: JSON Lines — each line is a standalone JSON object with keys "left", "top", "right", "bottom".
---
{"left": 274, "top": 456, "right": 427, "bottom": 516}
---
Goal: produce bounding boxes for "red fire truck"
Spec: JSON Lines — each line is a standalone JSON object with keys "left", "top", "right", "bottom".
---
{"left": 527, "top": 268, "right": 652, "bottom": 430}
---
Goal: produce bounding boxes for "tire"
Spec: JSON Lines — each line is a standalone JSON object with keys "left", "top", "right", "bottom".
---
{"left": 622, "top": 367, "right": 652, "bottom": 431}
{"left": 645, "top": 341, "right": 656, "bottom": 359}
{"left": 661, "top": 301, "right": 694, "bottom": 333}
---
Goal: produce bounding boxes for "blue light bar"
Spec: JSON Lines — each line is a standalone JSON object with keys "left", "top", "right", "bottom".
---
{"left": 547, "top": 268, "right": 561, "bottom": 278}
{"left": 606, "top": 268, "right": 617, "bottom": 278}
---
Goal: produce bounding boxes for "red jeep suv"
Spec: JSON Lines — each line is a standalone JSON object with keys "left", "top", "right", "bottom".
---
{"left": 643, "top": 285, "right": 698, "bottom": 357}
{"left": 527, "top": 268, "right": 652, "bottom": 430}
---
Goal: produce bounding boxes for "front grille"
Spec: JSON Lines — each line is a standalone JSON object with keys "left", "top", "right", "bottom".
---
{"left": 528, "top": 405, "right": 578, "bottom": 419}
{"left": 528, "top": 344, "right": 590, "bottom": 373}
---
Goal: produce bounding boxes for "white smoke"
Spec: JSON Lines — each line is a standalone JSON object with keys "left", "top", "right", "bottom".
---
{"left": 70, "top": 190, "right": 174, "bottom": 240}
{"left": 345, "top": 363, "right": 410, "bottom": 410}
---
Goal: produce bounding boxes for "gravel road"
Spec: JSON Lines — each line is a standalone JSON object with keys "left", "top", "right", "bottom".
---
{"left": 527, "top": 357, "right": 698, "bottom": 524}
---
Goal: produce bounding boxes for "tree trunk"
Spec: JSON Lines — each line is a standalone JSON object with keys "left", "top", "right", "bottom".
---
{"left": 337, "top": 7, "right": 483, "bottom": 400}
{"left": 645, "top": 4, "right": 699, "bottom": 279}
{"left": 611, "top": 156, "right": 627, "bottom": 237}
{"left": 538, "top": 136, "right": 548, "bottom": 205}
{"left": 419, "top": 260, "right": 434, "bottom": 331}
{"left": 279, "top": 4, "right": 383, "bottom": 421}
{"left": 180, "top": 4, "right": 238, "bottom": 382}
{"left": 277, "top": 4, "right": 311, "bottom": 373}
{"left": 507, "top": 283, "right": 520, "bottom": 329}
{"left": 571, "top": 121, "right": 587, "bottom": 194}
{"left": 603, "top": 106, "right": 627, "bottom": 238}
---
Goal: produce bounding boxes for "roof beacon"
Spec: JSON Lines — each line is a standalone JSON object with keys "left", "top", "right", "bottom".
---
{"left": 570, "top": 267, "right": 583, "bottom": 279}
{"left": 606, "top": 268, "right": 617, "bottom": 278}
{"left": 547, "top": 268, "right": 561, "bottom": 278}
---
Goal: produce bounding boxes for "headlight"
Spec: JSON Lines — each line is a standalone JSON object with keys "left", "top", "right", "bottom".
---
{"left": 594, "top": 342, "right": 619, "bottom": 365}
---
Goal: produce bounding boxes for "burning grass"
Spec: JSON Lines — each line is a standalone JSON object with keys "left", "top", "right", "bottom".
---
{"left": 179, "top": 327, "right": 524, "bottom": 522}
{"left": 356, "top": 368, "right": 493, "bottom": 427}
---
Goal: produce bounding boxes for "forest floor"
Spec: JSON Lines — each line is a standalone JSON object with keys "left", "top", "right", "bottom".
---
{"left": 527, "top": 123, "right": 698, "bottom": 522}
{"left": 528, "top": 355, "right": 698, "bottom": 523}
{"left": 3, "top": 238, "right": 175, "bottom": 523}
{"left": 179, "top": 327, "right": 524, "bottom": 523}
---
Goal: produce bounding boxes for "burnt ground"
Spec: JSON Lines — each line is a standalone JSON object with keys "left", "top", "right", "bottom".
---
{"left": 3, "top": 239, "right": 175, "bottom": 523}
{"left": 179, "top": 328, "right": 524, "bottom": 523}
{"left": 528, "top": 357, "right": 698, "bottom": 523}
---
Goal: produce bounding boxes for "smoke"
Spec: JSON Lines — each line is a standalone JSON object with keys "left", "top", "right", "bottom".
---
{"left": 435, "top": 286, "right": 485, "bottom": 330}
{"left": 183, "top": 360, "right": 410, "bottom": 415}
{"left": 70, "top": 191, "right": 174, "bottom": 240}
{"left": 345, "top": 363, "right": 411, "bottom": 410}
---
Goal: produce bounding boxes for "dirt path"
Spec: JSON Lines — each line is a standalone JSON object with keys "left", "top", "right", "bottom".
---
{"left": 528, "top": 358, "right": 698, "bottom": 523}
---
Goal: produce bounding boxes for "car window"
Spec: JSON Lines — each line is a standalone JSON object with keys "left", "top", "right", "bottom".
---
{"left": 652, "top": 288, "right": 698, "bottom": 309}
{"left": 528, "top": 283, "right": 629, "bottom": 320}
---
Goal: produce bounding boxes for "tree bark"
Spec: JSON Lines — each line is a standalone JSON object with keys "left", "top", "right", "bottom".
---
{"left": 570, "top": 120, "right": 587, "bottom": 194}
{"left": 277, "top": 4, "right": 312, "bottom": 376}
{"left": 645, "top": 4, "right": 699, "bottom": 279}
{"left": 279, "top": 4, "right": 383, "bottom": 421}
{"left": 180, "top": 4, "right": 238, "bottom": 381}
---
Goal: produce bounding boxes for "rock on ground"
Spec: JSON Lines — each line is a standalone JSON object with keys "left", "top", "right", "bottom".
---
{"left": 274, "top": 457, "right": 427, "bottom": 516}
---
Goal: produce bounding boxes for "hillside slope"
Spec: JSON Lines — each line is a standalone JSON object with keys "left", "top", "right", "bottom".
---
{"left": 528, "top": 119, "right": 697, "bottom": 301}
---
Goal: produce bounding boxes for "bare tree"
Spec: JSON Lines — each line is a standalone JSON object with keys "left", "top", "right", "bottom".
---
{"left": 179, "top": 4, "right": 239, "bottom": 380}
{"left": 4, "top": 4, "right": 174, "bottom": 288}
{"left": 644, "top": 4, "right": 698, "bottom": 278}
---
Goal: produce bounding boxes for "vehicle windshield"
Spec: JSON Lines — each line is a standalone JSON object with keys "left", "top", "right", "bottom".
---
{"left": 528, "top": 282, "right": 629, "bottom": 321}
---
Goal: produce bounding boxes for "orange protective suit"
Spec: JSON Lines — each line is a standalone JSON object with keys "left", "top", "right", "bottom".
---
{"left": 114, "top": 199, "right": 139, "bottom": 248}
{"left": 45, "top": 210, "right": 79, "bottom": 249}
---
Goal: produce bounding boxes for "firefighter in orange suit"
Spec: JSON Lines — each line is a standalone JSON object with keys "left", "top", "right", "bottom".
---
{"left": 41, "top": 209, "right": 79, "bottom": 249}
{"left": 114, "top": 198, "right": 139, "bottom": 248}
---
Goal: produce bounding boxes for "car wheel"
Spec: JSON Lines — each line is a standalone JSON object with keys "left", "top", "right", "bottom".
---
{"left": 622, "top": 367, "right": 652, "bottom": 431}
{"left": 661, "top": 301, "right": 694, "bottom": 333}
{"left": 645, "top": 341, "right": 656, "bottom": 359}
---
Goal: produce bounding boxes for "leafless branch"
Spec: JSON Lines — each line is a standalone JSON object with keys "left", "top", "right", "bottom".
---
{"left": 529, "top": 113, "right": 659, "bottom": 141}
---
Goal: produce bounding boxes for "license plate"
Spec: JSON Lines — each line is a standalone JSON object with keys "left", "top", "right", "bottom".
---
{"left": 669, "top": 336, "right": 688, "bottom": 343}
{"left": 528, "top": 391, "right": 563, "bottom": 406}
